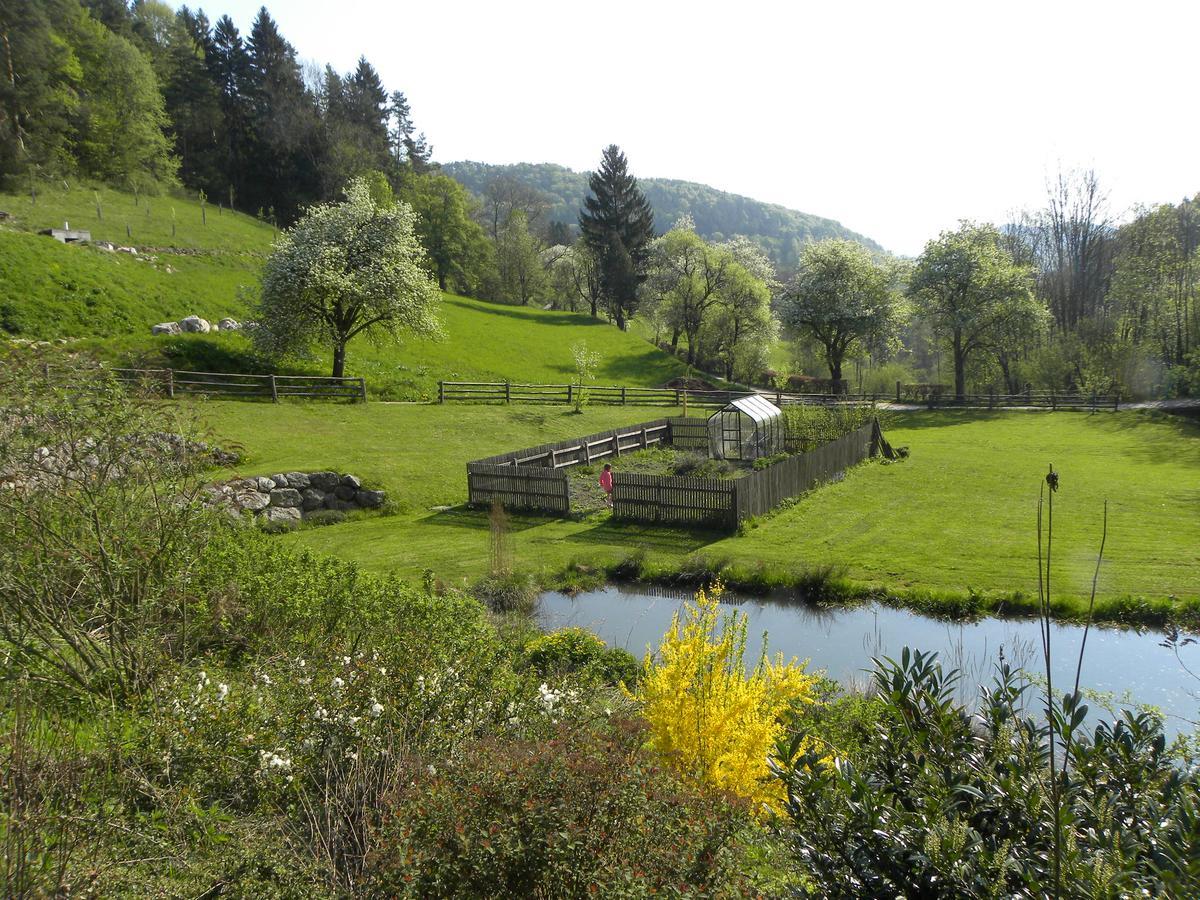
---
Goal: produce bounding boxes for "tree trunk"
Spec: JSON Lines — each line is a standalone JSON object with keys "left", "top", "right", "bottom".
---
{"left": 615, "top": 309, "right": 626, "bottom": 330}
{"left": 590, "top": 297, "right": 598, "bottom": 317}
{"left": 332, "top": 342, "right": 346, "bottom": 379}
{"left": 953, "top": 331, "right": 966, "bottom": 400}
{"left": 438, "top": 269, "right": 447, "bottom": 291}
{"left": 827, "top": 346, "right": 843, "bottom": 384}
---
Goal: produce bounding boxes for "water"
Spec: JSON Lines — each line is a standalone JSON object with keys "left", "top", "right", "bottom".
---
{"left": 538, "top": 585, "right": 1200, "bottom": 741}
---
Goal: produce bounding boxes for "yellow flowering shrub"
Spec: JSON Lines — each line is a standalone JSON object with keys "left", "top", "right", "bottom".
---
{"left": 628, "top": 581, "right": 818, "bottom": 814}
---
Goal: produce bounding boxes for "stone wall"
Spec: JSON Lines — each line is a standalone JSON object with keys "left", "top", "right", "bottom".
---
{"left": 210, "top": 471, "right": 385, "bottom": 525}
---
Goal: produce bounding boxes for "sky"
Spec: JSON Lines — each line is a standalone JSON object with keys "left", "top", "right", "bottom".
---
{"left": 204, "top": 0, "right": 1199, "bottom": 256}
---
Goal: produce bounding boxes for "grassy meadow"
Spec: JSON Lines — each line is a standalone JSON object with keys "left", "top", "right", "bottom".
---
{"left": 198, "top": 401, "right": 1200, "bottom": 622}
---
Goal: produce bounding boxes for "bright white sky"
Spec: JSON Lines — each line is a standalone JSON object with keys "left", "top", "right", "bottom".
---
{"left": 205, "top": 0, "right": 1198, "bottom": 256}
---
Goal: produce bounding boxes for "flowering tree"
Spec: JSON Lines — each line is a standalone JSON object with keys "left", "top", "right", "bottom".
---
{"left": 629, "top": 582, "right": 818, "bottom": 814}
{"left": 255, "top": 177, "right": 442, "bottom": 378}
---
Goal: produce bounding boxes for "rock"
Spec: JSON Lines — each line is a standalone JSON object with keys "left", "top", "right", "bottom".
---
{"left": 116, "top": 246, "right": 138, "bottom": 255}
{"left": 308, "top": 471, "right": 340, "bottom": 492}
{"left": 430, "top": 505, "right": 453, "bottom": 512}
{"left": 151, "top": 321, "right": 181, "bottom": 335}
{"left": 340, "top": 474, "right": 362, "bottom": 490}
{"left": 324, "top": 496, "right": 357, "bottom": 512}
{"left": 300, "top": 488, "right": 325, "bottom": 511}
{"left": 179, "top": 315, "right": 211, "bottom": 334}
{"left": 218, "top": 317, "right": 241, "bottom": 331}
{"left": 255, "top": 476, "right": 276, "bottom": 492}
{"left": 334, "top": 484, "right": 358, "bottom": 501}
{"left": 269, "top": 487, "right": 302, "bottom": 508}
{"left": 285, "top": 471, "right": 310, "bottom": 489}
{"left": 226, "top": 478, "right": 256, "bottom": 493}
{"left": 237, "top": 491, "right": 271, "bottom": 512}
{"left": 262, "top": 506, "right": 301, "bottom": 526}
{"left": 355, "top": 489, "right": 386, "bottom": 509}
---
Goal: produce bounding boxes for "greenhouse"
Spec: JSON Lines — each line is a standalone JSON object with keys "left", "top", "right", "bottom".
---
{"left": 707, "top": 395, "right": 785, "bottom": 461}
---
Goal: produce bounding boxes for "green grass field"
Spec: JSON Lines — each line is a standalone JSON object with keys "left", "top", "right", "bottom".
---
{"left": 197, "top": 402, "right": 1200, "bottom": 621}
{"left": 2, "top": 182, "right": 686, "bottom": 397}
{"left": 0, "top": 181, "right": 270, "bottom": 341}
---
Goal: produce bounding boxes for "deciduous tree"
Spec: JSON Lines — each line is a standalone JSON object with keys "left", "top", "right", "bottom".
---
{"left": 255, "top": 176, "right": 442, "bottom": 378}
{"left": 908, "top": 223, "right": 1039, "bottom": 399}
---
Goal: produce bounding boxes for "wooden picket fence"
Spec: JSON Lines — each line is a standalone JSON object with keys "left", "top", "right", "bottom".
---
{"left": 467, "top": 416, "right": 883, "bottom": 528}
{"left": 112, "top": 367, "right": 367, "bottom": 402}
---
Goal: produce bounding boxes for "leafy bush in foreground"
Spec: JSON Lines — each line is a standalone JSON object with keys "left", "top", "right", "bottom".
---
{"left": 774, "top": 649, "right": 1200, "bottom": 897}
{"left": 366, "top": 718, "right": 754, "bottom": 898}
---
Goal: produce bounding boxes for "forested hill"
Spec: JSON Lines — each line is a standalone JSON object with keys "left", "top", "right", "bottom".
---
{"left": 443, "top": 161, "right": 886, "bottom": 267}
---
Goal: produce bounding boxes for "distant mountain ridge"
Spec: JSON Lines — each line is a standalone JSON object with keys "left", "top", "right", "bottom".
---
{"left": 442, "top": 161, "right": 885, "bottom": 269}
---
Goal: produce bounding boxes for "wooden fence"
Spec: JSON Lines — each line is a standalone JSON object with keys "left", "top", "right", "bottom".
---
{"left": 466, "top": 418, "right": 693, "bottom": 512}
{"left": 440, "top": 380, "right": 878, "bottom": 409}
{"left": 895, "top": 382, "right": 1116, "bottom": 410}
{"left": 113, "top": 367, "right": 367, "bottom": 402}
{"left": 612, "top": 420, "right": 878, "bottom": 529}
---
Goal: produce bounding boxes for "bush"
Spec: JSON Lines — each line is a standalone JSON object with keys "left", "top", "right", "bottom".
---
{"left": 774, "top": 649, "right": 1200, "bottom": 897}
{"left": 524, "top": 627, "right": 606, "bottom": 676}
{"left": 629, "top": 582, "right": 819, "bottom": 814}
{"left": 365, "top": 719, "right": 755, "bottom": 897}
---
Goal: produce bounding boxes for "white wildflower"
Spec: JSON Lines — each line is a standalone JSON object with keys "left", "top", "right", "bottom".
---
{"left": 370, "top": 701, "right": 385, "bottom": 718}
{"left": 216, "top": 683, "right": 229, "bottom": 701}
{"left": 332, "top": 677, "right": 345, "bottom": 691}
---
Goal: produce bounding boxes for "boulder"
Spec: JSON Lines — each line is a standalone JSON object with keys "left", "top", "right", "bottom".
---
{"left": 308, "top": 471, "right": 340, "bottom": 492}
{"left": 334, "top": 484, "right": 358, "bottom": 501}
{"left": 323, "top": 496, "right": 357, "bottom": 512}
{"left": 355, "top": 489, "right": 386, "bottom": 509}
{"left": 255, "top": 476, "right": 276, "bottom": 492}
{"left": 300, "top": 488, "right": 325, "bottom": 511}
{"left": 269, "top": 473, "right": 289, "bottom": 487}
{"left": 269, "top": 487, "right": 302, "bottom": 508}
{"left": 340, "top": 473, "right": 362, "bottom": 490}
{"left": 237, "top": 491, "right": 271, "bottom": 512}
{"left": 218, "top": 318, "right": 241, "bottom": 331}
{"left": 285, "top": 471, "right": 310, "bottom": 489}
{"left": 179, "top": 315, "right": 211, "bottom": 334}
{"left": 151, "top": 321, "right": 181, "bottom": 335}
{"left": 262, "top": 506, "right": 301, "bottom": 526}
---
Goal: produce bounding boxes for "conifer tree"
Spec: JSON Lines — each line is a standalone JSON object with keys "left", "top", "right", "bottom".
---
{"left": 579, "top": 144, "right": 655, "bottom": 329}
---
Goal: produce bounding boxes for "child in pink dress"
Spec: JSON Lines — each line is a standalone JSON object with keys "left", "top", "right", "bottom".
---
{"left": 599, "top": 463, "right": 613, "bottom": 507}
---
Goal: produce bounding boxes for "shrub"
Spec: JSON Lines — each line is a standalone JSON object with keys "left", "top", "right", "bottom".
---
{"left": 774, "top": 649, "right": 1200, "bottom": 897}
{"left": 629, "top": 582, "right": 818, "bottom": 814}
{"left": 524, "top": 627, "right": 606, "bottom": 676}
{"left": 365, "top": 719, "right": 755, "bottom": 897}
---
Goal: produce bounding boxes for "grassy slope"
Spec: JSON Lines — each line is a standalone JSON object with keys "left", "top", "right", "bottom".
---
{"left": 198, "top": 402, "right": 1200, "bottom": 617}
{"left": 1, "top": 182, "right": 686, "bottom": 397}
{"left": 0, "top": 181, "right": 270, "bottom": 340}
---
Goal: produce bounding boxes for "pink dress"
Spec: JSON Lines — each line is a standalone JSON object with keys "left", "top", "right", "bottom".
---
{"left": 599, "top": 469, "right": 613, "bottom": 494}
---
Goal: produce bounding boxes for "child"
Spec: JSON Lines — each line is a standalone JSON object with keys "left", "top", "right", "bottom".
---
{"left": 599, "top": 463, "right": 614, "bottom": 507}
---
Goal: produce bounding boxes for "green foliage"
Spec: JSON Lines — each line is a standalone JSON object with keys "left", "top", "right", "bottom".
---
{"left": 780, "top": 239, "right": 903, "bottom": 384}
{"left": 255, "top": 176, "right": 442, "bottom": 378}
{"left": 444, "top": 160, "right": 886, "bottom": 268}
{"left": 908, "top": 222, "right": 1043, "bottom": 398}
{"left": 522, "top": 627, "right": 638, "bottom": 687}
{"left": 774, "top": 649, "right": 1200, "bottom": 897}
{"left": 400, "top": 171, "right": 494, "bottom": 294}
{"left": 366, "top": 719, "right": 755, "bottom": 897}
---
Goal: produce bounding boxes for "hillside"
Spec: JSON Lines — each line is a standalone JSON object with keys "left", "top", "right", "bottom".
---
{"left": 443, "top": 161, "right": 886, "bottom": 268}
{"left": 0, "top": 183, "right": 689, "bottom": 399}
{"left": 0, "top": 182, "right": 270, "bottom": 339}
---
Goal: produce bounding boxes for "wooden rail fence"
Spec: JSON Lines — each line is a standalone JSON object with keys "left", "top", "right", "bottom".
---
{"left": 894, "top": 382, "right": 1116, "bottom": 411}
{"left": 440, "top": 380, "right": 877, "bottom": 409}
{"left": 113, "top": 367, "right": 367, "bottom": 402}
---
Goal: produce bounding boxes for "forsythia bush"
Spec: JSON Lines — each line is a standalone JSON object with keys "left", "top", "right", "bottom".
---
{"left": 629, "top": 581, "right": 818, "bottom": 813}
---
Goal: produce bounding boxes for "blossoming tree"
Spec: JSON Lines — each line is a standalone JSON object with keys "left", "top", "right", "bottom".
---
{"left": 254, "top": 176, "right": 443, "bottom": 378}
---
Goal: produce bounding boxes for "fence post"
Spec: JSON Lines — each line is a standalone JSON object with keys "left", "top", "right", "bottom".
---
{"left": 989, "top": 389, "right": 994, "bottom": 409}
{"left": 613, "top": 434, "right": 620, "bottom": 457}
{"left": 438, "top": 381, "right": 445, "bottom": 403}
{"left": 505, "top": 381, "right": 511, "bottom": 404}
{"left": 896, "top": 380, "right": 901, "bottom": 403}
{"left": 358, "top": 377, "right": 367, "bottom": 402}
{"left": 621, "top": 385, "right": 626, "bottom": 405}
{"left": 775, "top": 390, "right": 782, "bottom": 406}
{"left": 640, "top": 426, "right": 647, "bottom": 448}
{"left": 567, "top": 383, "right": 573, "bottom": 407}
{"left": 270, "top": 374, "right": 278, "bottom": 403}
{"left": 166, "top": 368, "right": 175, "bottom": 400}
{"left": 1051, "top": 390, "right": 1056, "bottom": 411}
{"left": 1025, "top": 383, "right": 1031, "bottom": 404}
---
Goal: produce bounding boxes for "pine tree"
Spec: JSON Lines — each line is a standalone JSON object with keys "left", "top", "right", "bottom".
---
{"left": 210, "top": 14, "right": 251, "bottom": 206}
{"left": 578, "top": 144, "right": 655, "bottom": 329}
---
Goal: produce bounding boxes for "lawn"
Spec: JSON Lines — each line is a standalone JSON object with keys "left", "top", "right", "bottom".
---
{"left": 198, "top": 402, "right": 1200, "bottom": 619}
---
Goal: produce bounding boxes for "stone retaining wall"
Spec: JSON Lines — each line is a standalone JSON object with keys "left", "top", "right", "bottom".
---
{"left": 210, "top": 471, "right": 385, "bottom": 525}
